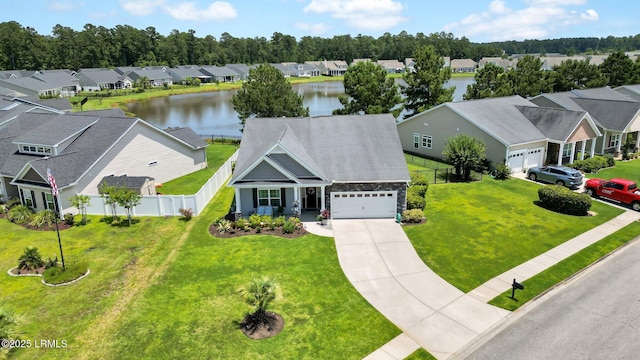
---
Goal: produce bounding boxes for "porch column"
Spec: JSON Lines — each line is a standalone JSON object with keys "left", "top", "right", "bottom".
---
{"left": 580, "top": 140, "right": 586, "bottom": 160}
{"left": 557, "top": 143, "right": 563, "bottom": 166}
{"left": 234, "top": 187, "right": 242, "bottom": 214}
{"left": 569, "top": 142, "right": 576, "bottom": 164}
{"left": 590, "top": 138, "right": 596, "bottom": 158}
{"left": 320, "top": 186, "right": 326, "bottom": 210}
{"left": 636, "top": 131, "right": 640, "bottom": 150}
{"left": 616, "top": 133, "right": 622, "bottom": 154}
{"left": 293, "top": 186, "right": 299, "bottom": 207}
{"left": 601, "top": 130, "right": 607, "bottom": 154}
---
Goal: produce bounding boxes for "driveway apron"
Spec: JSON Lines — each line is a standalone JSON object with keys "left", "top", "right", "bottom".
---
{"left": 332, "top": 219, "right": 510, "bottom": 359}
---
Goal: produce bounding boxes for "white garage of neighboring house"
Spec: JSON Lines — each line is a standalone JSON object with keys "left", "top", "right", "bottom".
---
{"left": 396, "top": 96, "right": 602, "bottom": 174}
{"left": 229, "top": 115, "right": 410, "bottom": 220}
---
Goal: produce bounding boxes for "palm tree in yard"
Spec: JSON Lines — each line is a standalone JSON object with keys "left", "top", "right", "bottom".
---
{"left": 237, "top": 276, "right": 280, "bottom": 334}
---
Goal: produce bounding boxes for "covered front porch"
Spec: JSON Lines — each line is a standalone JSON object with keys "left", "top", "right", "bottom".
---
{"left": 233, "top": 184, "right": 329, "bottom": 217}
{"left": 546, "top": 138, "right": 597, "bottom": 166}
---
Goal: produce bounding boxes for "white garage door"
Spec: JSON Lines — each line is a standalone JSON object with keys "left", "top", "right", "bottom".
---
{"left": 525, "top": 147, "right": 545, "bottom": 169}
{"left": 331, "top": 191, "right": 397, "bottom": 219}
{"left": 508, "top": 150, "right": 525, "bottom": 173}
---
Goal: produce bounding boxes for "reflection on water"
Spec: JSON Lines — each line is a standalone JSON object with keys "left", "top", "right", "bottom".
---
{"left": 127, "top": 77, "right": 474, "bottom": 137}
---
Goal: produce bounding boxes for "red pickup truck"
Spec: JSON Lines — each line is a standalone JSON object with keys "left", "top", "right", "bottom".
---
{"left": 584, "top": 178, "right": 640, "bottom": 211}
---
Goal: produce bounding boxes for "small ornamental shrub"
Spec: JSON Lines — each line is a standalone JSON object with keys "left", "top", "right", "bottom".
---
{"left": 408, "top": 185, "right": 428, "bottom": 198}
{"left": 248, "top": 214, "right": 262, "bottom": 228}
{"left": 260, "top": 215, "right": 272, "bottom": 226}
{"left": 569, "top": 155, "right": 614, "bottom": 173}
{"left": 45, "top": 256, "right": 58, "bottom": 269}
{"left": 18, "top": 246, "right": 44, "bottom": 271}
{"left": 64, "top": 213, "right": 75, "bottom": 226}
{"left": 410, "top": 172, "right": 429, "bottom": 186}
{"left": 43, "top": 261, "right": 89, "bottom": 285}
{"left": 492, "top": 164, "right": 511, "bottom": 180}
{"left": 29, "top": 209, "right": 57, "bottom": 228}
{"left": 401, "top": 209, "right": 425, "bottom": 223}
{"left": 7, "top": 205, "right": 33, "bottom": 224}
{"left": 288, "top": 216, "right": 301, "bottom": 229}
{"left": 217, "top": 219, "right": 233, "bottom": 233}
{"left": 538, "top": 185, "right": 592, "bottom": 215}
{"left": 235, "top": 217, "right": 249, "bottom": 230}
{"left": 282, "top": 220, "right": 296, "bottom": 234}
{"left": 274, "top": 216, "right": 286, "bottom": 227}
{"left": 406, "top": 192, "right": 426, "bottom": 210}
{"left": 179, "top": 208, "right": 194, "bottom": 221}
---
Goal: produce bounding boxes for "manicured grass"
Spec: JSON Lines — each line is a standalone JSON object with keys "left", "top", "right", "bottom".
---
{"left": 489, "top": 221, "right": 640, "bottom": 310}
{"left": 2, "top": 187, "right": 400, "bottom": 359}
{"left": 406, "top": 348, "right": 438, "bottom": 359}
{"left": 70, "top": 187, "right": 400, "bottom": 359}
{"left": 1, "top": 214, "right": 190, "bottom": 359}
{"left": 404, "top": 177, "right": 625, "bottom": 292}
{"left": 588, "top": 158, "right": 640, "bottom": 181}
{"left": 158, "top": 144, "right": 238, "bottom": 195}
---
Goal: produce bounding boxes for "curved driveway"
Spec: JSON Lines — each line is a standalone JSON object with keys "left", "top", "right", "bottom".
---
{"left": 331, "top": 219, "right": 510, "bottom": 359}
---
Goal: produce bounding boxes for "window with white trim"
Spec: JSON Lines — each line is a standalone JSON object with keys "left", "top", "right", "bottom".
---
{"left": 22, "top": 189, "right": 34, "bottom": 208}
{"left": 20, "top": 144, "right": 52, "bottom": 155}
{"left": 421, "top": 134, "right": 432, "bottom": 148}
{"left": 609, "top": 134, "right": 621, "bottom": 148}
{"left": 44, "top": 193, "right": 55, "bottom": 210}
{"left": 562, "top": 143, "right": 572, "bottom": 157}
{"left": 258, "top": 189, "right": 281, "bottom": 206}
{"left": 413, "top": 133, "right": 420, "bottom": 149}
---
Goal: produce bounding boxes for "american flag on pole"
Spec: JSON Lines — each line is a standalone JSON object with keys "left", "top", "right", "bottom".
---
{"left": 47, "top": 168, "right": 59, "bottom": 197}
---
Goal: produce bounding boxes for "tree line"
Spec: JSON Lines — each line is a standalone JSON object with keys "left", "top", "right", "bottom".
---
{"left": 1, "top": 20, "right": 640, "bottom": 71}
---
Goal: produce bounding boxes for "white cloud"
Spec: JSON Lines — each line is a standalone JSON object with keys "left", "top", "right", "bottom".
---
{"left": 48, "top": 1, "right": 79, "bottom": 11}
{"left": 119, "top": 0, "right": 165, "bottom": 16}
{"left": 164, "top": 1, "right": 237, "bottom": 21}
{"left": 303, "top": 0, "right": 407, "bottom": 32}
{"left": 295, "top": 22, "right": 331, "bottom": 35}
{"left": 444, "top": 0, "right": 599, "bottom": 41}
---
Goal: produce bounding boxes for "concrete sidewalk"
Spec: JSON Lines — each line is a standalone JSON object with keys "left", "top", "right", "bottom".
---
{"left": 321, "top": 210, "right": 639, "bottom": 360}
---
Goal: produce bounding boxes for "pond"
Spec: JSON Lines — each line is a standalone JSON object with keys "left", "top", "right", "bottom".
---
{"left": 127, "top": 77, "right": 475, "bottom": 137}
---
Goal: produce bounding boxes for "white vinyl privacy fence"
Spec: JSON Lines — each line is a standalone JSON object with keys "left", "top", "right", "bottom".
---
{"left": 83, "top": 150, "right": 237, "bottom": 217}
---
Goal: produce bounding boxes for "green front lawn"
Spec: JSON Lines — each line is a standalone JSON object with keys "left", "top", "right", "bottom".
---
{"left": 588, "top": 158, "right": 640, "bottom": 181}
{"left": 158, "top": 144, "right": 238, "bottom": 194}
{"left": 3, "top": 187, "right": 400, "bottom": 359}
{"left": 405, "top": 177, "right": 625, "bottom": 293}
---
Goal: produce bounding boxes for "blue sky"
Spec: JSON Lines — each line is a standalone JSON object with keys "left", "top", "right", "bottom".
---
{"left": 3, "top": 0, "right": 639, "bottom": 43}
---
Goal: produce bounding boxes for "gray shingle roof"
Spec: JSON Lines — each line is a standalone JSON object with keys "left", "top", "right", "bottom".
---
{"left": 12, "top": 113, "right": 98, "bottom": 146}
{"left": 231, "top": 114, "right": 410, "bottom": 184}
{"left": 164, "top": 127, "right": 208, "bottom": 149}
{"left": 446, "top": 96, "right": 547, "bottom": 145}
{"left": 571, "top": 98, "right": 640, "bottom": 131}
{"left": 99, "top": 175, "right": 154, "bottom": 190}
{"left": 516, "top": 106, "right": 589, "bottom": 141}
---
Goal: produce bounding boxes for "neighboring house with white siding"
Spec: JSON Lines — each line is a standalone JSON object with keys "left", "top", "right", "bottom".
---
{"left": 0, "top": 104, "right": 207, "bottom": 214}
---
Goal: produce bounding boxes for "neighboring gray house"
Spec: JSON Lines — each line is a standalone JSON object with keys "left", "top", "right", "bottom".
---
{"left": 287, "top": 63, "right": 320, "bottom": 77}
{"left": 397, "top": 95, "right": 601, "bottom": 173}
{"left": 0, "top": 105, "right": 208, "bottom": 214}
{"left": 530, "top": 88, "right": 640, "bottom": 154}
{"left": 226, "top": 64, "right": 257, "bottom": 81}
{"left": 167, "top": 66, "right": 212, "bottom": 84}
{"left": 229, "top": 114, "right": 410, "bottom": 219}
{"left": 614, "top": 84, "right": 640, "bottom": 102}
{"left": 478, "top": 57, "right": 514, "bottom": 70}
{"left": 0, "top": 69, "right": 80, "bottom": 98}
{"left": 306, "top": 60, "right": 348, "bottom": 76}
{"left": 199, "top": 66, "right": 241, "bottom": 83}
{"left": 377, "top": 59, "right": 406, "bottom": 73}
{"left": 77, "top": 68, "right": 133, "bottom": 91}
{"left": 539, "top": 56, "right": 589, "bottom": 71}
{"left": 450, "top": 59, "right": 476, "bottom": 73}
{"left": 126, "top": 69, "right": 174, "bottom": 87}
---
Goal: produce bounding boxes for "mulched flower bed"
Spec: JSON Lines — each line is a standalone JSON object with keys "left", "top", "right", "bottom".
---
{"left": 9, "top": 266, "right": 46, "bottom": 275}
{"left": 209, "top": 224, "right": 308, "bottom": 238}
{"left": 239, "top": 311, "right": 285, "bottom": 340}
{"left": 0, "top": 213, "right": 72, "bottom": 231}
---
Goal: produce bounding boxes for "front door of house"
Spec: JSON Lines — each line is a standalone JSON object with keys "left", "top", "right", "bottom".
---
{"left": 305, "top": 187, "right": 317, "bottom": 209}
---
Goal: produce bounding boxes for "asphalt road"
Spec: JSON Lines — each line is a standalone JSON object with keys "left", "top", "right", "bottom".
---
{"left": 462, "top": 237, "right": 640, "bottom": 360}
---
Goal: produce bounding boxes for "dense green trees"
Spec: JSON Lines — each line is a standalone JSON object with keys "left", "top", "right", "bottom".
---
{"left": 231, "top": 64, "right": 309, "bottom": 126}
{"left": 442, "top": 134, "right": 486, "bottom": 181}
{"left": 550, "top": 58, "right": 606, "bottom": 92}
{"left": 402, "top": 45, "right": 454, "bottom": 119}
{"left": 333, "top": 61, "right": 402, "bottom": 117}
{"left": 3, "top": 20, "right": 639, "bottom": 72}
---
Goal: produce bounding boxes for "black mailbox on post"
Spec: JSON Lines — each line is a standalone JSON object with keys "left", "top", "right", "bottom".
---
{"left": 511, "top": 278, "right": 524, "bottom": 300}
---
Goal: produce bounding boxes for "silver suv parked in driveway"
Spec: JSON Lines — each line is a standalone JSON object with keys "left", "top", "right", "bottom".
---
{"left": 526, "top": 165, "right": 583, "bottom": 189}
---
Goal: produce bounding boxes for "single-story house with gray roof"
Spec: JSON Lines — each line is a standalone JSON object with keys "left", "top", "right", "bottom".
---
{"left": 0, "top": 102, "right": 208, "bottom": 214}
{"left": 530, "top": 87, "right": 640, "bottom": 154}
{"left": 228, "top": 114, "right": 410, "bottom": 219}
{"left": 397, "top": 95, "right": 601, "bottom": 173}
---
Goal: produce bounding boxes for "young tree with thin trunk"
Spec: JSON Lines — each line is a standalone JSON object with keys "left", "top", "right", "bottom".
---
{"left": 69, "top": 194, "right": 91, "bottom": 225}
{"left": 442, "top": 134, "right": 487, "bottom": 181}
{"left": 237, "top": 276, "right": 280, "bottom": 334}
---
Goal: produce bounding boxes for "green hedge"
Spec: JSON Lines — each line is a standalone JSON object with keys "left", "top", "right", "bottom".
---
{"left": 538, "top": 185, "right": 592, "bottom": 215}
{"left": 407, "top": 192, "right": 426, "bottom": 210}
{"left": 568, "top": 155, "right": 615, "bottom": 173}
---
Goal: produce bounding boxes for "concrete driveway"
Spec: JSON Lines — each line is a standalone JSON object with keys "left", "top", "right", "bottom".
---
{"left": 332, "top": 219, "right": 510, "bottom": 359}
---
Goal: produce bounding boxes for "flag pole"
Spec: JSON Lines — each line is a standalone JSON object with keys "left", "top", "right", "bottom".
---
{"left": 51, "top": 187, "right": 66, "bottom": 270}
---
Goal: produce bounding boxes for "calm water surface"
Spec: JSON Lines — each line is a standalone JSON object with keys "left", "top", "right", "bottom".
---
{"left": 128, "top": 77, "right": 474, "bottom": 137}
